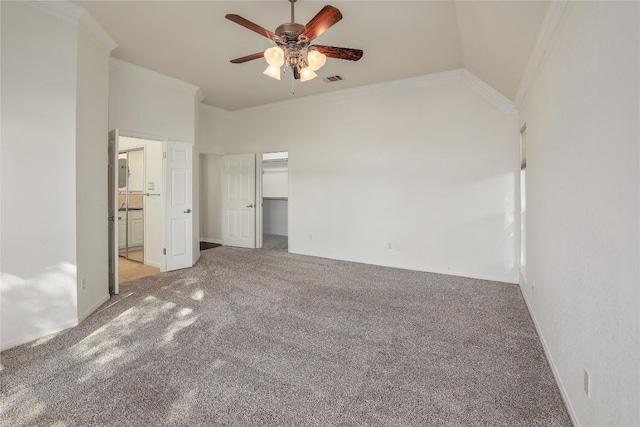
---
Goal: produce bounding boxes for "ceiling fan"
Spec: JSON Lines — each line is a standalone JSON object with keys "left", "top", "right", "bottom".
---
{"left": 226, "top": 0, "right": 363, "bottom": 82}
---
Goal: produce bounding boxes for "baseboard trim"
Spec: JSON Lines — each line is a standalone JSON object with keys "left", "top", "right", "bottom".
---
{"left": 200, "top": 238, "right": 222, "bottom": 244}
{"left": 519, "top": 284, "right": 580, "bottom": 426}
{"left": 289, "top": 249, "right": 518, "bottom": 284}
{"left": 78, "top": 293, "right": 111, "bottom": 324}
{"left": 412, "top": 266, "right": 517, "bottom": 284}
{"left": 1, "top": 319, "right": 79, "bottom": 352}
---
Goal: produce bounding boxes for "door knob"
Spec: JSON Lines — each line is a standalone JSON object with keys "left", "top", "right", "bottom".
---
{"left": 246, "top": 204, "right": 254, "bottom": 208}
{"left": 184, "top": 208, "right": 192, "bottom": 213}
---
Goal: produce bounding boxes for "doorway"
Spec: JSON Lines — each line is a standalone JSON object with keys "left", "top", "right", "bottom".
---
{"left": 117, "top": 137, "right": 162, "bottom": 285}
{"left": 108, "top": 131, "right": 194, "bottom": 295}
{"left": 260, "top": 151, "right": 289, "bottom": 251}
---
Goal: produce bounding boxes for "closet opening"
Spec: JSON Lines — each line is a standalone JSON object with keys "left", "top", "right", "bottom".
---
{"left": 260, "top": 151, "right": 289, "bottom": 251}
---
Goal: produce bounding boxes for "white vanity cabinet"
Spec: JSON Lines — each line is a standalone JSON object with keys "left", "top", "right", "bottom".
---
{"left": 128, "top": 210, "right": 144, "bottom": 248}
{"left": 118, "top": 210, "right": 144, "bottom": 249}
{"left": 118, "top": 213, "right": 126, "bottom": 249}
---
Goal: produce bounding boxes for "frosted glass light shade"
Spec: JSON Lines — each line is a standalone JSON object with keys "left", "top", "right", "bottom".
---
{"left": 264, "top": 47, "right": 285, "bottom": 67}
{"left": 263, "top": 65, "right": 281, "bottom": 80}
{"left": 300, "top": 67, "right": 317, "bottom": 82}
{"left": 307, "top": 50, "right": 327, "bottom": 71}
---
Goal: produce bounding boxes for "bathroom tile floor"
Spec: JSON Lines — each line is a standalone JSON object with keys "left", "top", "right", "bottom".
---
{"left": 119, "top": 257, "right": 159, "bottom": 284}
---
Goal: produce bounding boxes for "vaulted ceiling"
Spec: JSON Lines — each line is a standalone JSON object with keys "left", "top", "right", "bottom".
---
{"left": 76, "top": 1, "right": 550, "bottom": 110}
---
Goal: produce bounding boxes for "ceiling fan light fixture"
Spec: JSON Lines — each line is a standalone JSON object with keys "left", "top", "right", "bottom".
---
{"left": 227, "top": 3, "right": 362, "bottom": 87}
{"left": 263, "top": 65, "right": 281, "bottom": 80}
{"left": 264, "top": 47, "right": 285, "bottom": 67}
{"left": 307, "top": 50, "right": 327, "bottom": 71}
{"left": 299, "top": 67, "right": 317, "bottom": 82}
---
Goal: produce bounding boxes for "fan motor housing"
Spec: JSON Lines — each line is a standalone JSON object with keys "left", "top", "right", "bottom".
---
{"left": 275, "top": 22, "right": 304, "bottom": 41}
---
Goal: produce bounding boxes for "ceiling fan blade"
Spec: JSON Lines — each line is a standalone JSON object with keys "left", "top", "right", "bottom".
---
{"left": 230, "top": 52, "right": 265, "bottom": 64}
{"left": 313, "top": 45, "right": 363, "bottom": 61}
{"left": 225, "top": 14, "right": 282, "bottom": 41}
{"left": 298, "top": 6, "right": 343, "bottom": 41}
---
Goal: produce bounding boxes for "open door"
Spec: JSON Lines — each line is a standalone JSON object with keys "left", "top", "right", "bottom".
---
{"left": 165, "top": 141, "right": 193, "bottom": 271}
{"left": 108, "top": 129, "right": 119, "bottom": 294}
{"left": 222, "top": 154, "right": 256, "bottom": 248}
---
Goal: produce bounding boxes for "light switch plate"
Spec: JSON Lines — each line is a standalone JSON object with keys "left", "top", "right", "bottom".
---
{"left": 148, "top": 182, "right": 155, "bottom": 190}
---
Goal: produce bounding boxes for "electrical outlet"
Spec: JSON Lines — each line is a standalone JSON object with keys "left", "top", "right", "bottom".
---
{"left": 309, "top": 234, "right": 312, "bottom": 240}
{"left": 584, "top": 369, "right": 590, "bottom": 398}
{"left": 81, "top": 278, "right": 86, "bottom": 291}
{"left": 387, "top": 242, "right": 392, "bottom": 250}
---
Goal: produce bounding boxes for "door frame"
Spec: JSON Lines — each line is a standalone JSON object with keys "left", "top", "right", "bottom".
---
{"left": 108, "top": 130, "right": 120, "bottom": 295}
{"left": 108, "top": 129, "right": 172, "bottom": 294}
{"left": 120, "top": 130, "right": 168, "bottom": 272}
{"left": 257, "top": 150, "right": 290, "bottom": 251}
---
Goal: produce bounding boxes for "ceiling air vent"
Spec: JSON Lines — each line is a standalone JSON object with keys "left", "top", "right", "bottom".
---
{"left": 324, "top": 75, "right": 344, "bottom": 83}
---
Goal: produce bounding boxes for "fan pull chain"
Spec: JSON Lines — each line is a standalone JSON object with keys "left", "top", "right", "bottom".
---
{"left": 291, "top": 75, "right": 295, "bottom": 94}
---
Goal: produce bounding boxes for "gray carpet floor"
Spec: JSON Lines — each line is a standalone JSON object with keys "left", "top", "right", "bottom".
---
{"left": 0, "top": 247, "right": 571, "bottom": 426}
{"left": 263, "top": 233, "right": 288, "bottom": 251}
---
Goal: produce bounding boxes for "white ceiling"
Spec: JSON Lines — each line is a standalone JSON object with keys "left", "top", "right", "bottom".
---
{"left": 76, "top": 1, "right": 550, "bottom": 111}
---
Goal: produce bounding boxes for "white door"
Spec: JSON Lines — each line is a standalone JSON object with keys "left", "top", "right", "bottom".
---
{"left": 222, "top": 154, "right": 256, "bottom": 248}
{"left": 165, "top": 141, "right": 193, "bottom": 271}
{"left": 108, "top": 129, "right": 119, "bottom": 294}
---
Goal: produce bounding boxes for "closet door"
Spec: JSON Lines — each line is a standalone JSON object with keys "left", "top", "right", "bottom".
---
{"left": 222, "top": 154, "right": 256, "bottom": 248}
{"left": 164, "top": 141, "right": 193, "bottom": 271}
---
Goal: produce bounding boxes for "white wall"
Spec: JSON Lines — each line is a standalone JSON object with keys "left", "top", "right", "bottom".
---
{"left": 199, "top": 104, "right": 229, "bottom": 155}
{"left": 198, "top": 104, "right": 228, "bottom": 243}
{"left": 192, "top": 97, "right": 201, "bottom": 262}
{"left": 75, "top": 20, "right": 111, "bottom": 322}
{"left": 1, "top": 1, "right": 79, "bottom": 350}
{"left": 109, "top": 60, "right": 198, "bottom": 145}
{"left": 204, "top": 75, "right": 519, "bottom": 282}
{"left": 199, "top": 154, "right": 222, "bottom": 243}
{"left": 518, "top": 2, "right": 639, "bottom": 425}
{"left": 109, "top": 59, "right": 201, "bottom": 265}
{"left": 1, "top": 1, "right": 114, "bottom": 349}
{"left": 124, "top": 150, "right": 144, "bottom": 191}
{"left": 119, "top": 137, "right": 164, "bottom": 269}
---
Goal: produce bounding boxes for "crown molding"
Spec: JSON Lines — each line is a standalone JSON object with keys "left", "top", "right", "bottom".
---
{"left": 515, "top": 1, "right": 570, "bottom": 109}
{"left": 234, "top": 69, "right": 465, "bottom": 113}
{"left": 198, "top": 149, "right": 225, "bottom": 156}
{"left": 461, "top": 70, "right": 517, "bottom": 115}
{"left": 110, "top": 58, "right": 202, "bottom": 98}
{"left": 24, "top": 1, "right": 116, "bottom": 54}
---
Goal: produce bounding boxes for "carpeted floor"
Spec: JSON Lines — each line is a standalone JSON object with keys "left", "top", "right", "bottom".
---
{"left": 0, "top": 247, "right": 570, "bottom": 426}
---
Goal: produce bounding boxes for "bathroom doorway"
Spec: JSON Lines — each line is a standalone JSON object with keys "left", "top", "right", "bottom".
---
{"left": 117, "top": 136, "right": 163, "bottom": 285}
{"left": 260, "top": 151, "right": 289, "bottom": 251}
